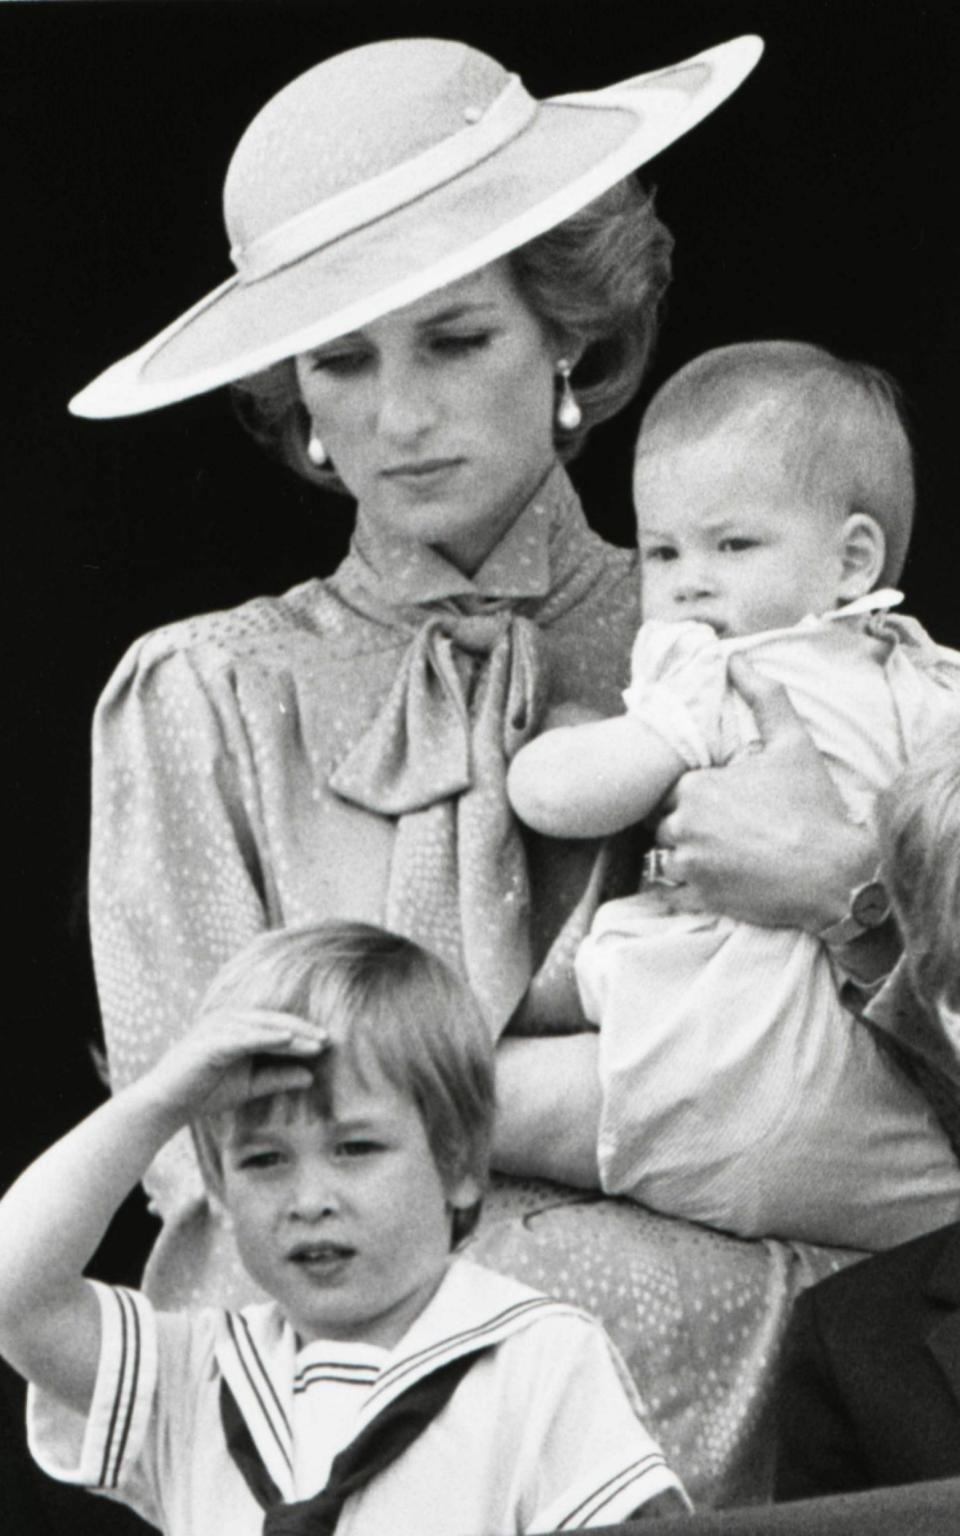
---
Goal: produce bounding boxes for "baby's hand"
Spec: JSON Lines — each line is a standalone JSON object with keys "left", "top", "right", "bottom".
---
{"left": 141, "top": 1009, "right": 325, "bottom": 1124}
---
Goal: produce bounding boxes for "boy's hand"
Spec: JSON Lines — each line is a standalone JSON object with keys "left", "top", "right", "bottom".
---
{"left": 0, "top": 1009, "right": 319, "bottom": 1418}
{"left": 142, "top": 1009, "right": 325, "bottom": 1124}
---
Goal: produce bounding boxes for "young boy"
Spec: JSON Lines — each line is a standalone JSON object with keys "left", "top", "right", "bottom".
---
{"left": 507, "top": 340, "right": 960, "bottom": 1250}
{"left": 0, "top": 921, "right": 687, "bottom": 1533}
{"left": 775, "top": 729, "right": 960, "bottom": 1499}
{"left": 860, "top": 722, "right": 960, "bottom": 1143}
{"left": 877, "top": 726, "right": 960, "bottom": 1035}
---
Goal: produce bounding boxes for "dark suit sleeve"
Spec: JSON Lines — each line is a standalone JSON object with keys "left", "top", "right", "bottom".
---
{"left": 774, "top": 1287, "right": 871, "bottom": 1502}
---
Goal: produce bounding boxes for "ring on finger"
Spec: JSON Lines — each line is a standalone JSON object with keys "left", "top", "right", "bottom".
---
{"left": 642, "top": 847, "right": 684, "bottom": 888}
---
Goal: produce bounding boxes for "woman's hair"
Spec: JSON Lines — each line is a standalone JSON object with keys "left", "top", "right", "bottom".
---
{"left": 877, "top": 725, "right": 960, "bottom": 1013}
{"left": 230, "top": 176, "right": 673, "bottom": 492}
{"left": 193, "top": 922, "right": 495, "bottom": 1243}
{"left": 509, "top": 176, "right": 673, "bottom": 459}
{"left": 636, "top": 340, "right": 915, "bottom": 585}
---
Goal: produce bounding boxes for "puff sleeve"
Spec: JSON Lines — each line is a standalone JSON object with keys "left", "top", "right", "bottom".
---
{"left": 89, "top": 634, "right": 271, "bottom": 1216}
{"left": 621, "top": 620, "right": 755, "bottom": 769}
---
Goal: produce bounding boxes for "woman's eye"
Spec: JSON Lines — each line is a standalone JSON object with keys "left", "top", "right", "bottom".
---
{"left": 643, "top": 545, "right": 677, "bottom": 563}
{"left": 428, "top": 332, "right": 491, "bottom": 356}
{"left": 306, "top": 351, "right": 369, "bottom": 376}
{"left": 718, "top": 537, "right": 758, "bottom": 553}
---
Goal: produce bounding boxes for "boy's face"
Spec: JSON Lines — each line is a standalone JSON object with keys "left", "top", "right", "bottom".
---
{"left": 634, "top": 433, "right": 851, "bottom": 637}
{"left": 219, "top": 1048, "right": 474, "bottom": 1349}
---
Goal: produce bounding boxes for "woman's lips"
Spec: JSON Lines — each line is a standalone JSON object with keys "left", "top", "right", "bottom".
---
{"left": 380, "top": 459, "right": 463, "bottom": 481}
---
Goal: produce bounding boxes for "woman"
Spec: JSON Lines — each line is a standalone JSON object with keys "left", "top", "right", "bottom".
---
{"left": 78, "top": 35, "right": 881, "bottom": 1505}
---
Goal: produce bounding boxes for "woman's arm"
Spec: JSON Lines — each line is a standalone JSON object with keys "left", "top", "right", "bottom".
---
{"left": 0, "top": 1012, "right": 320, "bottom": 1413}
{"left": 493, "top": 1033, "right": 602, "bottom": 1186}
{"left": 507, "top": 716, "right": 686, "bottom": 839}
{"left": 90, "top": 640, "right": 270, "bottom": 1213}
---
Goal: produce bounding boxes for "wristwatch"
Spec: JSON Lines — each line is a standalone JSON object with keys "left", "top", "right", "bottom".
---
{"left": 819, "top": 876, "right": 892, "bottom": 947}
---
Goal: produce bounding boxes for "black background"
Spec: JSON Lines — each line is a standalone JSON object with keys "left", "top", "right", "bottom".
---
{"left": 1, "top": 0, "right": 958, "bottom": 1524}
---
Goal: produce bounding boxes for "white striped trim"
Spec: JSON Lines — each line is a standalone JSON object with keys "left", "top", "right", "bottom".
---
{"left": 544, "top": 1451, "right": 686, "bottom": 1529}
{"left": 55, "top": 1282, "right": 157, "bottom": 1494}
{"left": 558, "top": 1453, "right": 667, "bottom": 1526}
{"left": 294, "top": 1360, "right": 381, "bottom": 1394}
{"left": 365, "top": 1295, "right": 578, "bottom": 1410}
{"left": 97, "top": 1288, "right": 143, "bottom": 1488}
{"left": 217, "top": 1310, "right": 294, "bottom": 1495}
{"left": 214, "top": 1266, "right": 590, "bottom": 1481}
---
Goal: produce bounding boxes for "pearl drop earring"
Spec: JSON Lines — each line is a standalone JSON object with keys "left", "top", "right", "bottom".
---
{"left": 307, "top": 431, "right": 328, "bottom": 467}
{"left": 555, "top": 359, "right": 582, "bottom": 431}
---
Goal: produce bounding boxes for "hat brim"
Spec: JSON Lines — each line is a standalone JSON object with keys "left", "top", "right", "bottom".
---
{"left": 70, "top": 35, "right": 762, "bottom": 418}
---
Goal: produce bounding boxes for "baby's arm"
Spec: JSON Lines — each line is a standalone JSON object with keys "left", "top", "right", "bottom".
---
{"left": 0, "top": 1011, "right": 321, "bottom": 1413}
{"left": 508, "top": 714, "right": 687, "bottom": 839}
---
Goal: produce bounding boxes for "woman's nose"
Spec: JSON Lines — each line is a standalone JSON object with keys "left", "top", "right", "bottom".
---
{"left": 373, "top": 361, "right": 437, "bottom": 443}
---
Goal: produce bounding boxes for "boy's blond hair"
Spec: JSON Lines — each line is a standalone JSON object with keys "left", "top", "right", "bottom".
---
{"left": 878, "top": 725, "right": 960, "bottom": 1013}
{"left": 637, "top": 340, "right": 914, "bottom": 585}
{"left": 193, "top": 922, "right": 495, "bottom": 1240}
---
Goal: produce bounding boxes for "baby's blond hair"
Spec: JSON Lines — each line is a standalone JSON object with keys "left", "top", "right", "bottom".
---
{"left": 637, "top": 340, "right": 914, "bottom": 585}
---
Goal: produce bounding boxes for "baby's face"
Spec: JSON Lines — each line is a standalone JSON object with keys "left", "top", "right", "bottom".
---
{"left": 634, "top": 434, "right": 849, "bottom": 637}
{"left": 218, "top": 1047, "right": 459, "bottom": 1348}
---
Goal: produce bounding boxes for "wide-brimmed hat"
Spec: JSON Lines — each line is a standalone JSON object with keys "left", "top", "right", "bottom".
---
{"left": 70, "top": 33, "right": 763, "bottom": 419}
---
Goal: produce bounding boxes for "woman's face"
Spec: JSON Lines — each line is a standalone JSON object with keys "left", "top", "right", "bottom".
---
{"left": 294, "top": 260, "right": 561, "bottom": 574}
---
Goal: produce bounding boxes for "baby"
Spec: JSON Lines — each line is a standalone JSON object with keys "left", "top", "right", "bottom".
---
{"left": 508, "top": 340, "right": 960, "bottom": 1250}
{"left": 0, "top": 921, "right": 686, "bottom": 1533}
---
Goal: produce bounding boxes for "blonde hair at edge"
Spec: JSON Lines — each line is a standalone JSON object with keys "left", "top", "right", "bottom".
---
{"left": 636, "top": 339, "right": 915, "bottom": 587}
{"left": 877, "top": 725, "right": 960, "bottom": 1015}
{"left": 192, "top": 922, "right": 496, "bottom": 1245}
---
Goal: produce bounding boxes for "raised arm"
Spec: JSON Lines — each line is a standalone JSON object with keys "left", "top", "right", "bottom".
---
{"left": 0, "top": 1012, "right": 321, "bottom": 1414}
{"left": 507, "top": 715, "right": 686, "bottom": 839}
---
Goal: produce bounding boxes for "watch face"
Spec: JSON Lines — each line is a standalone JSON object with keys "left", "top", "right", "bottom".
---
{"left": 851, "top": 881, "right": 890, "bottom": 929}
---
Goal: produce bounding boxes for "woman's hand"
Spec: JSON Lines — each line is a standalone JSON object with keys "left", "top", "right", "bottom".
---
{"left": 143, "top": 1009, "right": 325, "bottom": 1125}
{"left": 651, "top": 657, "right": 877, "bottom": 931}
